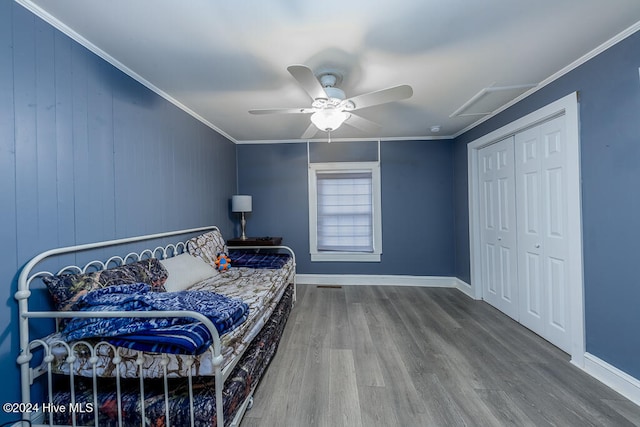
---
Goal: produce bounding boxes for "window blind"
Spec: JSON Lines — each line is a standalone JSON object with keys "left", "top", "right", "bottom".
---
{"left": 316, "top": 171, "right": 374, "bottom": 253}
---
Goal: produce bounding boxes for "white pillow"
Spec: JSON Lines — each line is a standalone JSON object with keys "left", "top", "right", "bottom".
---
{"left": 160, "top": 253, "right": 218, "bottom": 292}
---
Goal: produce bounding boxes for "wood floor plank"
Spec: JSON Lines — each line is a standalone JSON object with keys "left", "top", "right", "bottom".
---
{"left": 429, "top": 353, "right": 505, "bottom": 426}
{"left": 292, "top": 287, "right": 333, "bottom": 427}
{"left": 415, "top": 371, "right": 474, "bottom": 427}
{"left": 243, "top": 345, "right": 306, "bottom": 422}
{"left": 327, "top": 349, "right": 363, "bottom": 427}
{"left": 288, "top": 284, "right": 330, "bottom": 348}
{"left": 500, "top": 360, "right": 606, "bottom": 427}
{"left": 346, "top": 302, "right": 385, "bottom": 387}
{"left": 364, "top": 297, "right": 437, "bottom": 426}
{"left": 601, "top": 399, "right": 640, "bottom": 426}
{"left": 242, "top": 285, "right": 640, "bottom": 427}
{"left": 293, "top": 345, "right": 331, "bottom": 427}
{"left": 474, "top": 389, "right": 539, "bottom": 427}
{"left": 516, "top": 360, "right": 638, "bottom": 427}
{"left": 328, "top": 286, "right": 351, "bottom": 349}
{"left": 357, "top": 385, "right": 401, "bottom": 427}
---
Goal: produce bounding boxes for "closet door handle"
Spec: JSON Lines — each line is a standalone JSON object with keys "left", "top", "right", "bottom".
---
{"left": 535, "top": 244, "right": 541, "bottom": 248}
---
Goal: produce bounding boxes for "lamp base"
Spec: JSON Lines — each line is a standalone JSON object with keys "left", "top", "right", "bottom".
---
{"left": 240, "top": 212, "right": 247, "bottom": 240}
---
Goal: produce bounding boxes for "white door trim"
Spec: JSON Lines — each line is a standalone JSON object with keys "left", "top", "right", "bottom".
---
{"left": 467, "top": 92, "right": 585, "bottom": 367}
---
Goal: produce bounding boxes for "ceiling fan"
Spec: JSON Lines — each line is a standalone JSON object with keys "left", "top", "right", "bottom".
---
{"left": 249, "top": 65, "right": 413, "bottom": 139}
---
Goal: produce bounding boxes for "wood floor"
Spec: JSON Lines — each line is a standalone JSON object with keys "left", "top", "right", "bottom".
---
{"left": 240, "top": 285, "right": 640, "bottom": 427}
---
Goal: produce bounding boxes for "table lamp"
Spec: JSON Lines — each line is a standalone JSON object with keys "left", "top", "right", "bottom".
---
{"left": 232, "top": 195, "right": 252, "bottom": 240}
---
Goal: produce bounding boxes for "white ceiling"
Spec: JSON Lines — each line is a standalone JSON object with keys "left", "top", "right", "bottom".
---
{"left": 19, "top": 0, "right": 640, "bottom": 143}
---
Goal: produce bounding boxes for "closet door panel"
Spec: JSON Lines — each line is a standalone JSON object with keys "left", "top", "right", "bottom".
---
{"left": 484, "top": 242, "right": 497, "bottom": 295}
{"left": 516, "top": 116, "right": 570, "bottom": 352}
{"left": 499, "top": 246, "right": 513, "bottom": 301}
{"left": 524, "top": 252, "right": 542, "bottom": 318}
{"left": 478, "top": 137, "right": 519, "bottom": 320}
{"left": 517, "top": 127, "right": 544, "bottom": 332}
{"left": 539, "top": 118, "right": 570, "bottom": 350}
{"left": 548, "top": 256, "right": 567, "bottom": 331}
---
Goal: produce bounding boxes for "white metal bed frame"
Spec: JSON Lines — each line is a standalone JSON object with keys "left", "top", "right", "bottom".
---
{"left": 15, "top": 225, "right": 296, "bottom": 427}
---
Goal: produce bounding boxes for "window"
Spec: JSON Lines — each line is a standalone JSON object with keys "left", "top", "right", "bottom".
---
{"left": 308, "top": 162, "right": 382, "bottom": 262}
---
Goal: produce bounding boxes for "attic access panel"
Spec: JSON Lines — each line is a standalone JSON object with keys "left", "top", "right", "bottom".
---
{"left": 450, "top": 84, "right": 537, "bottom": 118}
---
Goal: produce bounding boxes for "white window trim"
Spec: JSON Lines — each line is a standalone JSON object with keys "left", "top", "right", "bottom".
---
{"left": 308, "top": 161, "right": 382, "bottom": 262}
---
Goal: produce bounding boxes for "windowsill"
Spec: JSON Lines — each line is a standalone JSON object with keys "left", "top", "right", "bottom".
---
{"left": 311, "top": 252, "right": 381, "bottom": 262}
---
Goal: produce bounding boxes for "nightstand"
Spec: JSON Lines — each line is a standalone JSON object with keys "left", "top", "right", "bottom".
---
{"left": 227, "top": 236, "right": 283, "bottom": 246}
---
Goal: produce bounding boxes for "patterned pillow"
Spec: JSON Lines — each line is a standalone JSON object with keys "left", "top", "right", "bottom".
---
{"left": 43, "top": 258, "right": 168, "bottom": 311}
{"left": 187, "top": 230, "right": 227, "bottom": 267}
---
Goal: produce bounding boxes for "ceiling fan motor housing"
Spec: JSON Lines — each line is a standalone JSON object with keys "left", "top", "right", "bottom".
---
{"left": 313, "top": 75, "right": 355, "bottom": 111}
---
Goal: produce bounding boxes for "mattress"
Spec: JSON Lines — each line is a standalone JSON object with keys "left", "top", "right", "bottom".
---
{"left": 45, "top": 258, "right": 294, "bottom": 378}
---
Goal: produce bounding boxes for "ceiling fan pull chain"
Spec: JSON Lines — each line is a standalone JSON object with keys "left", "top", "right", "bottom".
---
{"left": 327, "top": 130, "right": 331, "bottom": 143}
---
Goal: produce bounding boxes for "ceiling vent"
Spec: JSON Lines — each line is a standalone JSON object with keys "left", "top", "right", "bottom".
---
{"left": 450, "top": 83, "right": 537, "bottom": 118}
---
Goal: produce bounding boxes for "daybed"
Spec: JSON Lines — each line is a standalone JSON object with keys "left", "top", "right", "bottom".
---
{"left": 15, "top": 226, "right": 296, "bottom": 427}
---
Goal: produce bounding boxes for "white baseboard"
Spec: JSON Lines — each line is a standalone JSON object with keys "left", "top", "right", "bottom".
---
{"left": 582, "top": 352, "right": 640, "bottom": 406}
{"left": 297, "top": 274, "right": 477, "bottom": 299}
{"left": 452, "top": 277, "right": 475, "bottom": 299}
{"left": 297, "top": 274, "right": 456, "bottom": 288}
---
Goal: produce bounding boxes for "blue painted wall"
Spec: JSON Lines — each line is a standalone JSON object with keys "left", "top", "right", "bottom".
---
{"left": 453, "top": 31, "right": 640, "bottom": 379}
{"left": 0, "top": 2, "right": 237, "bottom": 416}
{"left": 236, "top": 139, "right": 455, "bottom": 275}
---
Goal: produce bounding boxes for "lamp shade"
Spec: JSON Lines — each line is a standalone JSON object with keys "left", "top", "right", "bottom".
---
{"left": 232, "top": 195, "right": 252, "bottom": 212}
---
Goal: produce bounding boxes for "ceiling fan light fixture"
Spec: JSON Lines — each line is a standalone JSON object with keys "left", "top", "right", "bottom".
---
{"left": 310, "top": 109, "right": 350, "bottom": 132}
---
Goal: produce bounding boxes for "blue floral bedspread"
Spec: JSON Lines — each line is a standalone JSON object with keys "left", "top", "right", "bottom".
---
{"left": 62, "top": 283, "right": 249, "bottom": 354}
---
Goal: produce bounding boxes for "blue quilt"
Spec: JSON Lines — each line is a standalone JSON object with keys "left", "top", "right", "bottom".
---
{"left": 62, "top": 283, "right": 249, "bottom": 355}
{"left": 228, "top": 251, "right": 290, "bottom": 269}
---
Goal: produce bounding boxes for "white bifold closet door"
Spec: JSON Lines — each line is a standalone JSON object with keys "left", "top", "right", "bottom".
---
{"left": 515, "top": 115, "right": 570, "bottom": 352}
{"left": 478, "top": 115, "right": 571, "bottom": 353}
{"left": 478, "top": 137, "right": 519, "bottom": 320}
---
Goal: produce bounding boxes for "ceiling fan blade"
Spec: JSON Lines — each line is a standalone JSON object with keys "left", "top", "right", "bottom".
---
{"left": 346, "top": 84, "right": 413, "bottom": 110}
{"left": 344, "top": 113, "right": 381, "bottom": 133}
{"left": 249, "top": 107, "right": 316, "bottom": 115}
{"left": 287, "top": 65, "right": 328, "bottom": 100}
{"left": 301, "top": 122, "right": 319, "bottom": 139}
